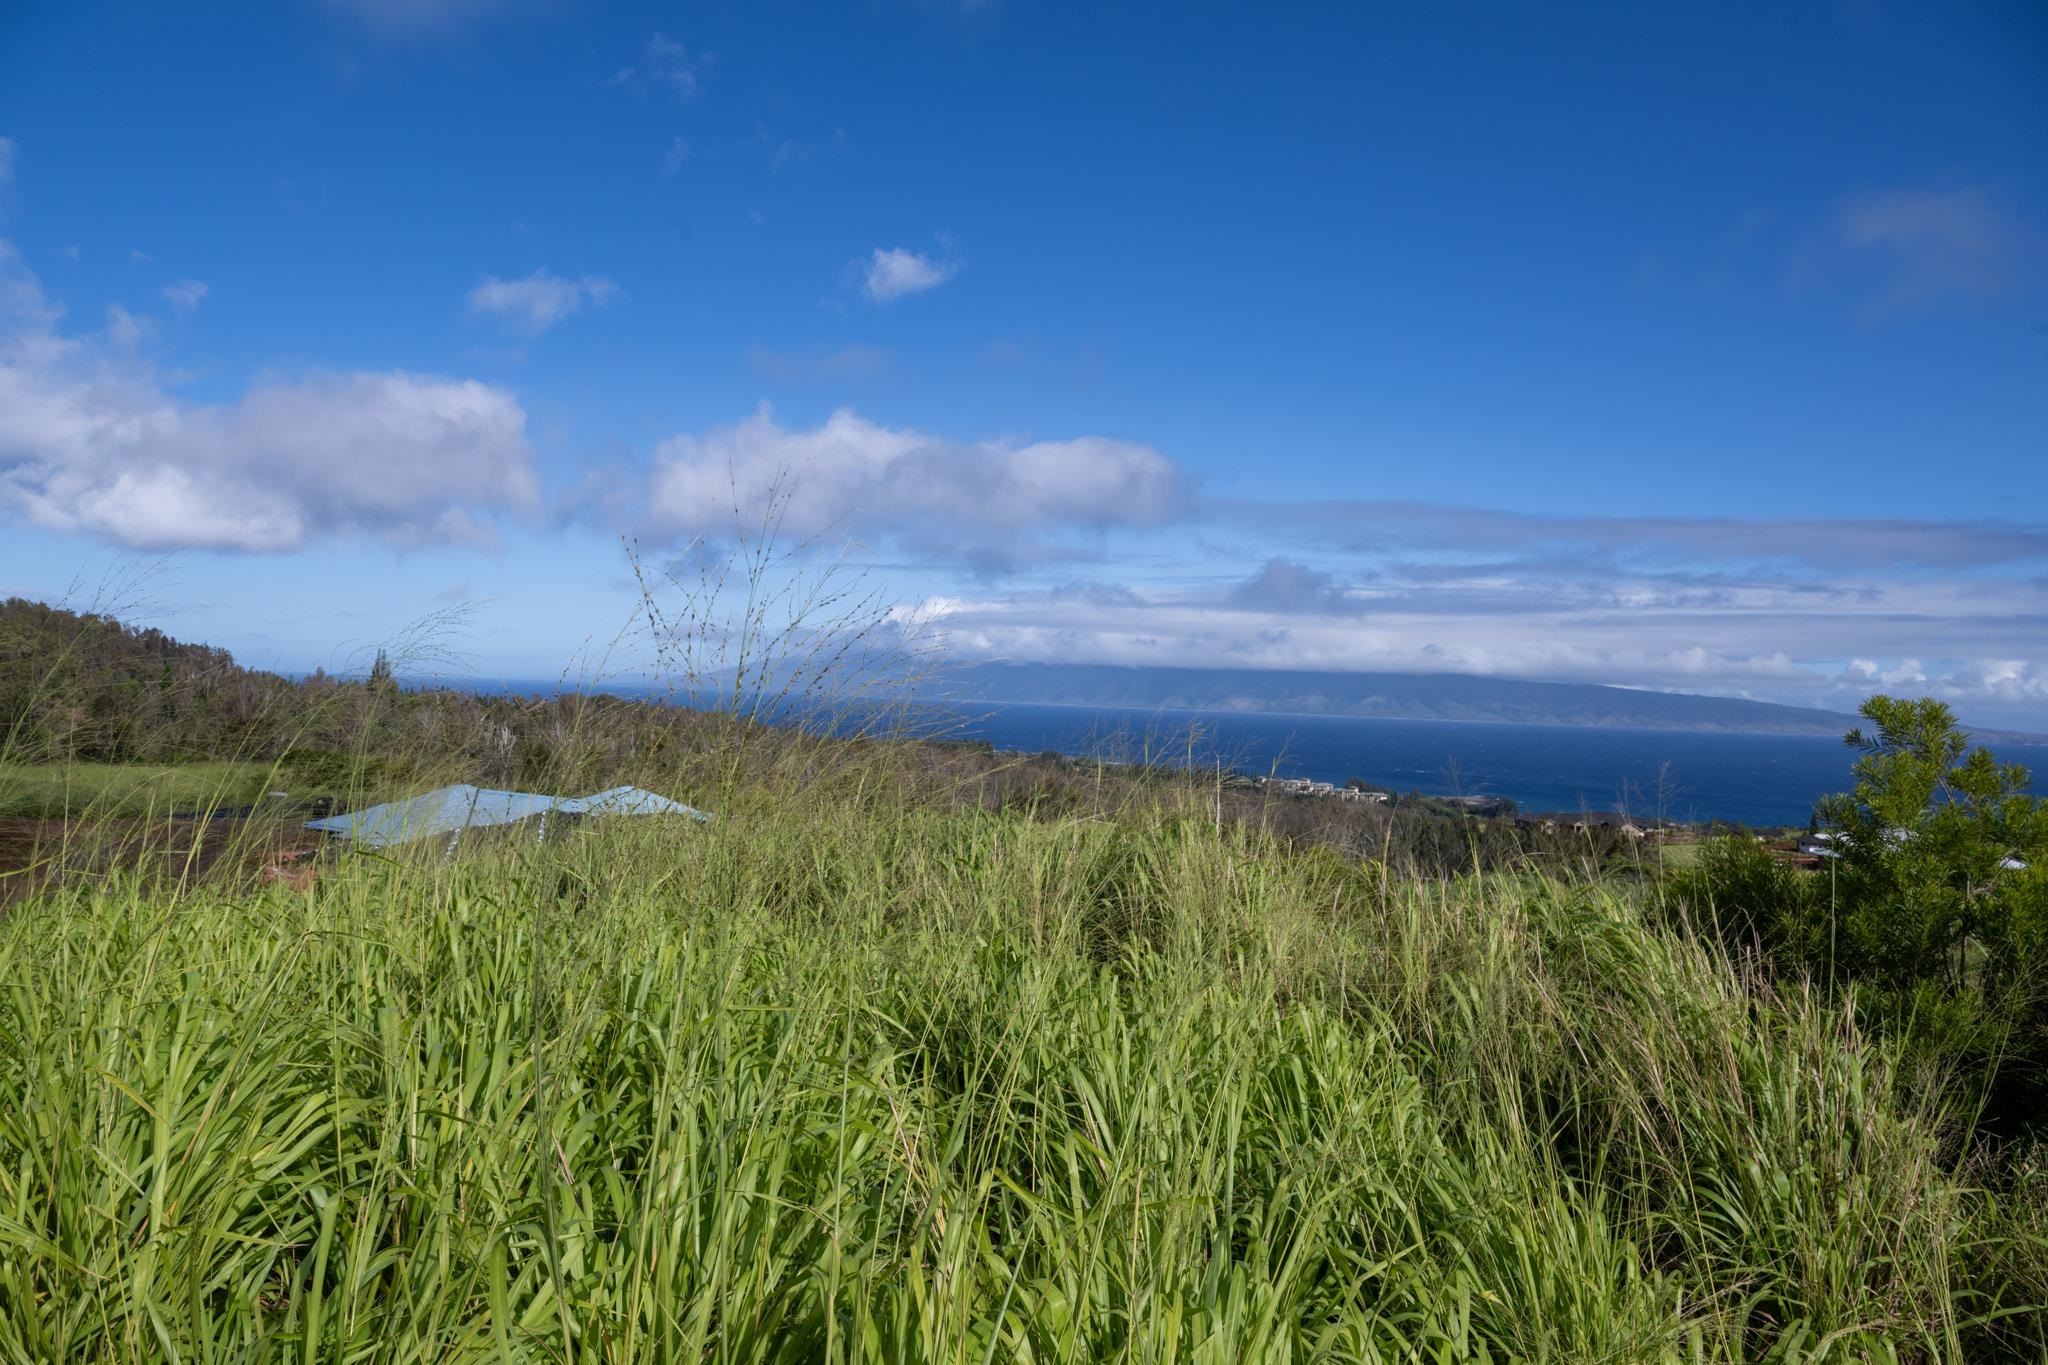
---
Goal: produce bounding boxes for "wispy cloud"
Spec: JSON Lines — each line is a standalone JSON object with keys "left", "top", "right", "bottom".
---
{"left": 789, "top": 480, "right": 2048, "bottom": 723}
{"left": 1219, "top": 499, "right": 2048, "bottom": 573}
{"left": 662, "top": 136, "right": 692, "bottom": 176}
{"left": 0, "top": 137, "right": 15, "bottom": 188}
{"left": 1228, "top": 559, "right": 1359, "bottom": 615}
{"left": 647, "top": 32, "right": 711, "bottom": 96}
{"left": 907, "top": 567, "right": 2048, "bottom": 726}
{"left": 1836, "top": 186, "right": 2045, "bottom": 318}
{"left": 861, "top": 247, "right": 955, "bottom": 303}
{"left": 103, "top": 303, "right": 151, "bottom": 351}
{"left": 466, "top": 269, "right": 620, "bottom": 336}
{"left": 611, "top": 33, "right": 713, "bottom": 99}
{"left": 0, "top": 242, "right": 538, "bottom": 552}
{"left": 323, "top": 0, "right": 515, "bottom": 37}
{"left": 160, "top": 279, "right": 207, "bottom": 310}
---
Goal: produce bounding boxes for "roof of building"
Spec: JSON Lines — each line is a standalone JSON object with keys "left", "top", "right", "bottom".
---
{"left": 576, "top": 785, "right": 710, "bottom": 818}
{"left": 306, "top": 783, "right": 712, "bottom": 848}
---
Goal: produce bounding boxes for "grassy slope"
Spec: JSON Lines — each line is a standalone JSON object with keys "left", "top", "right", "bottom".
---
{"left": 0, "top": 761, "right": 269, "bottom": 819}
{"left": 1, "top": 765, "right": 2043, "bottom": 1364}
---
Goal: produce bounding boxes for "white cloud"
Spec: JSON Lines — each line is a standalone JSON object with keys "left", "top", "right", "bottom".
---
{"left": 1837, "top": 186, "right": 2045, "bottom": 318}
{"left": 160, "top": 279, "right": 207, "bottom": 310}
{"left": 0, "top": 137, "right": 15, "bottom": 186}
{"left": 1839, "top": 658, "right": 1929, "bottom": 689}
{"left": 862, "top": 248, "right": 955, "bottom": 303}
{"left": 662, "top": 136, "right": 692, "bottom": 176}
{"left": 466, "top": 270, "right": 620, "bottom": 336}
{"left": 0, "top": 241, "right": 538, "bottom": 552}
{"left": 1935, "top": 660, "right": 2048, "bottom": 708}
{"left": 644, "top": 404, "right": 1184, "bottom": 561}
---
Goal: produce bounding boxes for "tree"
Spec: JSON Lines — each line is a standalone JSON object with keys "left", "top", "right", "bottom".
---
{"left": 1679, "top": 695, "right": 2048, "bottom": 1127}
{"left": 1816, "top": 697, "right": 2045, "bottom": 994}
{"left": 1803, "top": 697, "right": 2048, "bottom": 1125}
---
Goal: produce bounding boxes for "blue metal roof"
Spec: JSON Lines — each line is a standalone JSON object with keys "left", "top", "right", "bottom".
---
{"left": 576, "top": 785, "right": 714, "bottom": 820}
{"left": 306, "top": 783, "right": 712, "bottom": 848}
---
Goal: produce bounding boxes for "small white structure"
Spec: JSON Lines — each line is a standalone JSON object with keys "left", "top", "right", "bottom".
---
{"left": 307, "top": 783, "right": 712, "bottom": 849}
{"left": 1796, "top": 832, "right": 1841, "bottom": 859}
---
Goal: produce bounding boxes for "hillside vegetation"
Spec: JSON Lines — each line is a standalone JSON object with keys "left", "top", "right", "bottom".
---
{"left": 0, "top": 596, "right": 697, "bottom": 781}
{"left": 0, "top": 598, "right": 1646, "bottom": 881}
{"left": 3, "top": 601, "right": 2047, "bottom": 1360}
{"left": 4, "top": 773, "right": 2046, "bottom": 1362}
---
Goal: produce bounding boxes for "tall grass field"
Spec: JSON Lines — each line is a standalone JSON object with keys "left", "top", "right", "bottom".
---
{"left": 2, "top": 761, "right": 2045, "bottom": 1362}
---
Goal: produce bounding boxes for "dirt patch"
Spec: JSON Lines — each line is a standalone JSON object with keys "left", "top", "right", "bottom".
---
{"left": 0, "top": 819, "right": 70, "bottom": 910}
{"left": 0, "top": 816, "right": 329, "bottom": 913}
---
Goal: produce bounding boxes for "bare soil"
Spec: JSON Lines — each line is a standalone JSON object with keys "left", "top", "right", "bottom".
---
{"left": 0, "top": 816, "right": 327, "bottom": 913}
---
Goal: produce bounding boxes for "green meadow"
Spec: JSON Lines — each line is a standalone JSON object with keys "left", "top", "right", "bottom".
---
{"left": 2, "top": 758, "right": 2044, "bottom": 1363}
{"left": 0, "top": 761, "right": 269, "bottom": 819}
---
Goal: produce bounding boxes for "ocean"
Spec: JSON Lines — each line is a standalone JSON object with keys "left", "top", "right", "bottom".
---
{"left": 459, "top": 680, "right": 2048, "bottom": 829}
{"left": 907, "top": 701, "right": 2048, "bottom": 829}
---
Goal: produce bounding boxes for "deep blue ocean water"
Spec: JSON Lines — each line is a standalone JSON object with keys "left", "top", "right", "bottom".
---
{"left": 907, "top": 701, "right": 2048, "bottom": 829}
{"left": 458, "top": 680, "right": 2048, "bottom": 830}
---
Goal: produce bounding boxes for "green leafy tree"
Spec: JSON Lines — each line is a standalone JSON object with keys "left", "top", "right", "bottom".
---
{"left": 1816, "top": 697, "right": 2046, "bottom": 995}
{"left": 1805, "top": 697, "right": 2048, "bottom": 1123}
{"left": 1677, "top": 695, "right": 2048, "bottom": 1126}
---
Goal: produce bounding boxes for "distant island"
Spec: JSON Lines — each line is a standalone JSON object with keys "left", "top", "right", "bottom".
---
{"left": 933, "top": 662, "right": 2048, "bottom": 743}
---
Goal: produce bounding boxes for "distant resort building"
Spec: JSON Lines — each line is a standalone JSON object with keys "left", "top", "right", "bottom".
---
{"left": 1526, "top": 812, "right": 1667, "bottom": 838}
{"left": 1796, "top": 832, "right": 1841, "bottom": 859}
{"left": 1255, "top": 776, "right": 1389, "bottom": 802}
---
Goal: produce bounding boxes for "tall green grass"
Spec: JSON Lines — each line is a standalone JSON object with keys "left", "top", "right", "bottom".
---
{"left": 1, "top": 781, "right": 2043, "bottom": 1362}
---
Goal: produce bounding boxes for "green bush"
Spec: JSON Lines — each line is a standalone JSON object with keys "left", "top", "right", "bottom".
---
{"left": 1679, "top": 696, "right": 2048, "bottom": 1133}
{"left": 1674, "top": 831, "right": 1820, "bottom": 955}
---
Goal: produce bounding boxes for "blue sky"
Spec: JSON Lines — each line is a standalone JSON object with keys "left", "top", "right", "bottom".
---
{"left": 2, "top": 0, "right": 2046, "bottom": 724}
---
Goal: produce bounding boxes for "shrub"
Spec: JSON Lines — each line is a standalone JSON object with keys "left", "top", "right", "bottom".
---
{"left": 1679, "top": 695, "right": 2048, "bottom": 1133}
